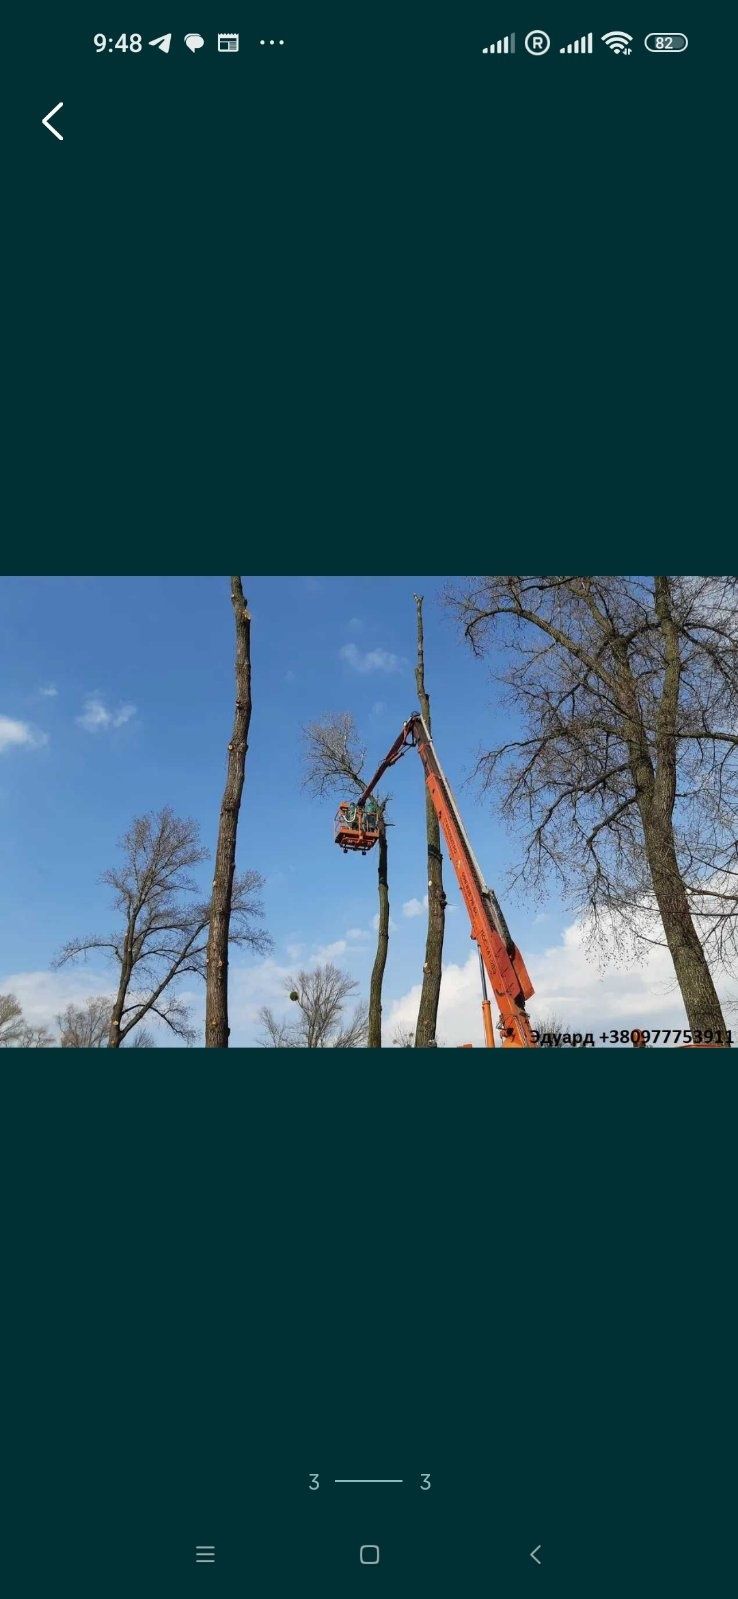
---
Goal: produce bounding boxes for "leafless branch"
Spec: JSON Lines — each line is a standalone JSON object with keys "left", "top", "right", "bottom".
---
{"left": 258, "top": 963, "right": 369, "bottom": 1048}
{"left": 446, "top": 576, "right": 738, "bottom": 1035}
{"left": 55, "top": 806, "right": 271, "bottom": 1046}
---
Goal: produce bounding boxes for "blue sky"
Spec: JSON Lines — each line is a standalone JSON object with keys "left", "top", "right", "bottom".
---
{"left": 0, "top": 576, "right": 719, "bottom": 1045}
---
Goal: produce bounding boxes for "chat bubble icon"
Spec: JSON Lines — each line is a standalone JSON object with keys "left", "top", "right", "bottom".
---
{"left": 185, "top": 33, "right": 204, "bottom": 52}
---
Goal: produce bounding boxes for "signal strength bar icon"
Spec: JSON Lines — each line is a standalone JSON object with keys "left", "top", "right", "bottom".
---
{"left": 560, "top": 32, "right": 593, "bottom": 53}
{"left": 482, "top": 33, "right": 515, "bottom": 53}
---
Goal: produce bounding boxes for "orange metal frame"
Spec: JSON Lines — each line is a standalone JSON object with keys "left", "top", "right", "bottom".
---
{"left": 343, "top": 714, "right": 537, "bottom": 1047}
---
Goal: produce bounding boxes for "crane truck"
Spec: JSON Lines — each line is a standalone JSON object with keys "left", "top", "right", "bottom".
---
{"left": 334, "top": 714, "right": 536, "bottom": 1047}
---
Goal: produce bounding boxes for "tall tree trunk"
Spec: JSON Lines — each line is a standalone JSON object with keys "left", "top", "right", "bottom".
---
{"left": 641, "top": 810, "right": 727, "bottom": 1036}
{"left": 368, "top": 822, "right": 389, "bottom": 1047}
{"left": 108, "top": 920, "right": 134, "bottom": 1047}
{"left": 108, "top": 978, "right": 127, "bottom": 1048}
{"left": 624, "top": 580, "right": 727, "bottom": 1039}
{"left": 413, "top": 595, "right": 445, "bottom": 1046}
{"left": 205, "top": 577, "right": 252, "bottom": 1047}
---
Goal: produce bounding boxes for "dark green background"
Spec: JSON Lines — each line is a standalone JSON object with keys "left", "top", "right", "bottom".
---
{"left": 11, "top": 9, "right": 729, "bottom": 572}
{"left": 6, "top": 9, "right": 735, "bottom": 1595}
{"left": 3, "top": 1056, "right": 734, "bottom": 1595}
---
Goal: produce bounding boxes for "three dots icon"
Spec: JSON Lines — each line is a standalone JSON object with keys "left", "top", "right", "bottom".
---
{"left": 259, "top": 39, "right": 285, "bottom": 46}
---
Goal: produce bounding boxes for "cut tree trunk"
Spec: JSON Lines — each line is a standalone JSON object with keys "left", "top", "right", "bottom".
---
{"left": 413, "top": 595, "right": 445, "bottom": 1046}
{"left": 107, "top": 979, "right": 126, "bottom": 1048}
{"left": 368, "top": 823, "right": 389, "bottom": 1047}
{"left": 108, "top": 928, "right": 133, "bottom": 1047}
{"left": 205, "top": 577, "right": 252, "bottom": 1047}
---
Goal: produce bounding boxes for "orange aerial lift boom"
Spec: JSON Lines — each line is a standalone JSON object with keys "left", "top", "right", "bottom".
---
{"left": 336, "top": 714, "right": 536, "bottom": 1047}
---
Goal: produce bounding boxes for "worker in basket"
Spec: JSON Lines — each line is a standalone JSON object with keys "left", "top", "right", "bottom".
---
{"left": 364, "top": 796, "right": 379, "bottom": 834}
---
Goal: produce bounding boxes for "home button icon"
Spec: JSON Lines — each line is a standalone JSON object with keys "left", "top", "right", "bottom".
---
{"left": 360, "top": 1544, "right": 380, "bottom": 1564}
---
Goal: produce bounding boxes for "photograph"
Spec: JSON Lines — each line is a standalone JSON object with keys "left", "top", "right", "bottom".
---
{"left": 2, "top": 575, "right": 734, "bottom": 1050}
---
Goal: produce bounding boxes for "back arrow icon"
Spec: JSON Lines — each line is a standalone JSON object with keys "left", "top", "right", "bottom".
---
{"left": 42, "top": 101, "right": 63, "bottom": 140}
{"left": 530, "top": 1545, "right": 542, "bottom": 1565}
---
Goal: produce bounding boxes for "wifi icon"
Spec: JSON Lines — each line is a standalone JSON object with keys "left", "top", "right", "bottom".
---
{"left": 601, "top": 30, "right": 633, "bottom": 54}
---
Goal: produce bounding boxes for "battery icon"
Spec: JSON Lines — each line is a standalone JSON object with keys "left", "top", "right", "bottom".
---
{"left": 644, "top": 33, "right": 688, "bottom": 52}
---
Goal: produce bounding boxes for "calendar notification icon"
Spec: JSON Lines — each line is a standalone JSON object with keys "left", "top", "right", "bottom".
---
{"left": 217, "top": 33, "right": 239, "bottom": 53}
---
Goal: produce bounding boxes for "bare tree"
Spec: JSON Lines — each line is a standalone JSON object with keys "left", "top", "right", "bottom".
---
{"left": 206, "top": 577, "right": 253, "bottom": 1048}
{"left": 257, "top": 1009, "right": 295, "bottom": 1048}
{"left": 446, "top": 576, "right": 738, "bottom": 1037}
{"left": 413, "top": 595, "right": 446, "bottom": 1046}
{"left": 532, "top": 1012, "right": 568, "bottom": 1046}
{"left": 58, "top": 996, "right": 112, "bottom": 1047}
{"left": 19, "top": 1025, "right": 54, "bottom": 1047}
{"left": 302, "top": 712, "right": 389, "bottom": 1047}
{"left": 56, "top": 806, "right": 271, "bottom": 1046}
{"left": 55, "top": 998, "right": 153, "bottom": 1048}
{"left": 258, "top": 962, "right": 369, "bottom": 1047}
{"left": 0, "top": 993, "right": 26, "bottom": 1047}
{"left": 392, "top": 1024, "right": 416, "bottom": 1048}
{"left": 0, "top": 995, "right": 54, "bottom": 1047}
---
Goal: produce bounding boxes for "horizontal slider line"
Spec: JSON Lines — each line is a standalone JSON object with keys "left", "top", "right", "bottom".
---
{"left": 334, "top": 1478, "right": 403, "bottom": 1483}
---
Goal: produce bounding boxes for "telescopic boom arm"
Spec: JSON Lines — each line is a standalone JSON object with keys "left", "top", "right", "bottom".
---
{"left": 357, "top": 715, "right": 536, "bottom": 1047}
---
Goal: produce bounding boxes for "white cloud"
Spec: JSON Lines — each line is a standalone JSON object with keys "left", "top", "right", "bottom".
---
{"left": 403, "top": 895, "right": 428, "bottom": 918}
{"left": 526, "top": 916, "right": 686, "bottom": 1032}
{"left": 228, "top": 936, "right": 380, "bottom": 1044}
{"left": 230, "top": 948, "right": 371, "bottom": 1042}
{"left": 0, "top": 966, "right": 183, "bottom": 1045}
{"left": 386, "top": 956, "right": 480, "bottom": 1047}
{"left": 339, "top": 642, "right": 404, "bottom": 675}
{"left": 228, "top": 956, "right": 301, "bottom": 1042}
{"left": 284, "top": 669, "right": 296, "bottom": 683}
{"left": 0, "top": 967, "right": 113, "bottom": 1034}
{"left": 0, "top": 716, "right": 48, "bottom": 754}
{"left": 285, "top": 929, "right": 369, "bottom": 965}
{"left": 76, "top": 695, "right": 136, "bottom": 733}
{"left": 38, "top": 684, "right": 58, "bottom": 698}
{"left": 311, "top": 938, "right": 348, "bottom": 963}
{"left": 345, "top": 617, "right": 364, "bottom": 635}
{"left": 385, "top": 910, "right": 738, "bottom": 1048}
